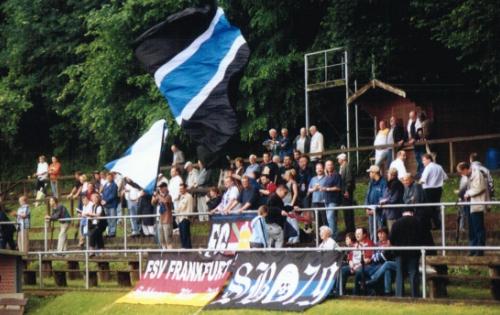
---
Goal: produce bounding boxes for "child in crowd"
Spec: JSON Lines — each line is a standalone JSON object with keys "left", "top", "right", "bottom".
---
{"left": 16, "top": 196, "right": 30, "bottom": 252}
{"left": 250, "top": 205, "right": 269, "bottom": 248}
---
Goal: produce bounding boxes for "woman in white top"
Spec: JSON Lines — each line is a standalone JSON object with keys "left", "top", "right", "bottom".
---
{"left": 318, "top": 226, "right": 339, "bottom": 250}
{"left": 87, "top": 193, "right": 105, "bottom": 255}
{"left": 33, "top": 155, "right": 49, "bottom": 195}
{"left": 374, "top": 120, "right": 390, "bottom": 169}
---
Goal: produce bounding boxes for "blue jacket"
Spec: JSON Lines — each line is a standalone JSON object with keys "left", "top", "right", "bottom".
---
{"left": 102, "top": 181, "right": 119, "bottom": 209}
{"left": 365, "top": 177, "right": 387, "bottom": 206}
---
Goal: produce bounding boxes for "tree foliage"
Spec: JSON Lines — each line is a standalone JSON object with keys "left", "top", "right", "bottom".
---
{"left": 0, "top": 0, "right": 499, "bottom": 177}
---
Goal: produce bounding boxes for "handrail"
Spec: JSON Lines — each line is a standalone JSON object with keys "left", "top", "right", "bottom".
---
{"left": 26, "top": 245, "right": 500, "bottom": 255}
{"left": 3, "top": 132, "right": 499, "bottom": 187}
{"left": 28, "top": 245, "right": 500, "bottom": 297}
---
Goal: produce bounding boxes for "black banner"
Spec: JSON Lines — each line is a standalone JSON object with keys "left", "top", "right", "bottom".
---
{"left": 208, "top": 251, "right": 343, "bottom": 311}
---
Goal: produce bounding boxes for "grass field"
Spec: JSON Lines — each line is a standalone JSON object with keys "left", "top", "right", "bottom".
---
{"left": 25, "top": 291, "right": 500, "bottom": 315}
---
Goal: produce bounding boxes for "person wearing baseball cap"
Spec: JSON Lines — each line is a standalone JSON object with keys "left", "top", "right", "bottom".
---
{"left": 364, "top": 164, "right": 387, "bottom": 239}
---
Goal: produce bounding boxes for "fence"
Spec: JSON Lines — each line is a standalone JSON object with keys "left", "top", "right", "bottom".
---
{"left": 26, "top": 245, "right": 500, "bottom": 299}
{"left": 35, "top": 201, "right": 500, "bottom": 256}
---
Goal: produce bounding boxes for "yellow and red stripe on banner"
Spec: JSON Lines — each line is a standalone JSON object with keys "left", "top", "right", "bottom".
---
{"left": 116, "top": 290, "right": 221, "bottom": 306}
{"left": 116, "top": 252, "right": 234, "bottom": 307}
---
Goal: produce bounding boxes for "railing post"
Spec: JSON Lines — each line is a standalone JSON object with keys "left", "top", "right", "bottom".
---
{"left": 85, "top": 249, "right": 89, "bottom": 290}
{"left": 315, "top": 209, "right": 319, "bottom": 247}
{"left": 38, "top": 253, "right": 43, "bottom": 289}
{"left": 372, "top": 210, "right": 377, "bottom": 242}
{"left": 441, "top": 205, "right": 446, "bottom": 256}
{"left": 448, "top": 142, "right": 454, "bottom": 174}
{"left": 338, "top": 262, "right": 343, "bottom": 296}
{"left": 70, "top": 198, "right": 74, "bottom": 218}
{"left": 124, "top": 217, "right": 128, "bottom": 257}
{"left": 44, "top": 220, "right": 48, "bottom": 252}
{"left": 421, "top": 249, "right": 427, "bottom": 299}
{"left": 139, "top": 251, "right": 143, "bottom": 280}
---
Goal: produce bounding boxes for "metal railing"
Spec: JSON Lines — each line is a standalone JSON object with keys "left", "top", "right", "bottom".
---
{"left": 25, "top": 245, "right": 500, "bottom": 299}
{"left": 37, "top": 201, "right": 500, "bottom": 256}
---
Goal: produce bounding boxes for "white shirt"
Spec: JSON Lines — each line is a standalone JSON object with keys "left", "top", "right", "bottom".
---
{"left": 217, "top": 185, "right": 240, "bottom": 213}
{"left": 387, "top": 128, "right": 395, "bottom": 145}
{"left": 186, "top": 169, "right": 199, "bottom": 188}
{"left": 296, "top": 137, "right": 306, "bottom": 154}
{"left": 389, "top": 158, "right": 407, "bottom": 180}
{"left": 114, "top": 173, "right": 124, "bottom": 189}
{"left": 36, "top": 162, "right": 49, "bottom": 181}
{"left": 319, "top": 237, "right": 339, "bottom": 250}
{"left": 124, "top": 184, "right": 140, "bottom": 202}
{"left": 168, "top": 175, "right": 183, "bottom": 201}
{"left": 310, "top": 132, "right": 324, "bottom": 160}
{"left": 407, "top": 118, "right": 422, "bottom": 139}
{"left": 82, "top": 201, "right": 94, "bottom": 216}
{"left": 172, "top": 151, "right": 185, "bottom": 165}
{"left": 420, "top": 162, "right": 448, "bottom": 188}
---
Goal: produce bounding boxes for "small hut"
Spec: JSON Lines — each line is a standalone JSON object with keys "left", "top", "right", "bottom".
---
{"left": 347, "top": 79, "right": 497, "bottom": 173}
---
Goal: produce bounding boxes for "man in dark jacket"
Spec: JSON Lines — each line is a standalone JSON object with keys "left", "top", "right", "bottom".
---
{"left": 380, "top": 168, "right": 404, "bottom": 231}
{"left": 403, "top": 173, "right": 434, "bottom": 254}
{"left": 365, "top": 165, "right": 387, "bottom": 238}
{"left": 390, "top": 210, "right": 424, "bottom": 297}
{"left": 102, "top": 173, "right": 119, "bottom": 237}
{"left": 0, "top": 202, "right": 16, "bottom": 250}
{"left": 337, "top": 153, "right": 356, "bottom": 233}
{"left": 266, "top": 185, "right": 293, "bottom": 248}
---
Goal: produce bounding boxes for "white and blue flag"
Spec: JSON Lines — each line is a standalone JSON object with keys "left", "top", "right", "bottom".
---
{"left": 134, "top": 5, "right": 249, "bottom": 168}
{"left": 105, "top": 119, "right": 166, "bottom": 194}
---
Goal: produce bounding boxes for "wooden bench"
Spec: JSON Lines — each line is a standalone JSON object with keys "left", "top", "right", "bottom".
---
{"left": 426, "top": 255, "right": 500, "bottom": 300}
{"left": 0, "top": 298, "right": 28, "bottom": 315}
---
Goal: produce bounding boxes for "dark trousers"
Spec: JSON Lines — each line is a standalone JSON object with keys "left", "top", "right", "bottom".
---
{"left": 179, "top": 219, "right": 192, "bottom": 249}
{"left": 424, "top": 187, "right": 442, "bottom": 229}
{"left": 415, "top": 145, "right": 425, "bottom": 177}
{"left": 36, "top": 179, "right": 48, "bottom": 194}
{"left": 89, "top": 226, "right": 105, "bottom": 249}
{"left": 469, "top": 211, "right": 486, "bottom": 256}
{"left": 342, "top": 195, "right": 356, "bottom": 233}
{"left": 312, "top": 202, "right": 328, "bottom": 228}
{"left": 0, "top": 235, "right": 16, "bottom": 250}
{"left": 395, "top": 255, "right": 420, "bottom": 297}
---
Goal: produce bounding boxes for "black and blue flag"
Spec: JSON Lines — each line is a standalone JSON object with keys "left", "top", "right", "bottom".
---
{"left": 134, "top": 5, "right": 249, "bottom": 167}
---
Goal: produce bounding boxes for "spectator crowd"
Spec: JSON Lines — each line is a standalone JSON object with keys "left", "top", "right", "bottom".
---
{"left": 0, "top": 113, "right": 495, "bottom": 297}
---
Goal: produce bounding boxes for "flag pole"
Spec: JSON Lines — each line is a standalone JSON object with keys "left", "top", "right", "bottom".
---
{"left": 153, "top": 122, "right": 167, "bottom": 193}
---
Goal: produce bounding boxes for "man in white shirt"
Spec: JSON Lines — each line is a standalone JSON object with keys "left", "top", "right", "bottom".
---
{"left": 171, "top": 144, "right": 185, "bottom": 166}
{"left": 420, "top": 153, "right": 448, "bottom": 229}
{"left": 309, "top": 125, "right": 324, "bottom": 162}
{"left": 184, "top": 161, "right": 199, "bottom": 189}
{"left": 244, "top": 154, "right": 261, "bottom": 177}
{"left": 34, "top": 155, "right": 49, "bottom": 194}
{"left": 168, "top": 167, "right": 183, "bottom": 209}
{"left": 211, "top": 177, "right": 240, "bottom": 214}
{"left": 389, "top": 150, "right": 408, "bottom": 180}
{"left": 293, "top": 127, "right": 310, "bottom": 154}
